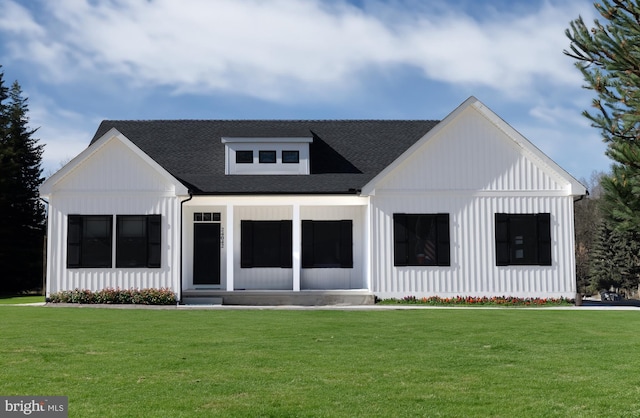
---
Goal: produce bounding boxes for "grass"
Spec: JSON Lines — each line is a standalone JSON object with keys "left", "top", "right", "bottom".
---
{"left": 1, "top": 307, "right": 639, "bottom": 417}
{"left": 0, "top": 294, "right": 45, "bottom": 304}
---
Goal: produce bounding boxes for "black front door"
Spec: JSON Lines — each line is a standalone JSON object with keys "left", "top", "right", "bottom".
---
{"left": 193, "top": 223, "right": 221, "bottom": 285}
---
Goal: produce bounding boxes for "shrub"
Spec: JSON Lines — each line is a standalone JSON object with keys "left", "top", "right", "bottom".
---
{"left": 377, "top": 295, "right": 574, "bottom": 307}
{"left": 48, "top": 288, "right": 177, "bottom": 305}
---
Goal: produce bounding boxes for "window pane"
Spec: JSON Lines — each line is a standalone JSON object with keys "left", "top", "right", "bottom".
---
{"left": 495, "top": 213, "right": 550, "bottom": 266}
{"left": 85, "top": 217, "right": 111, "bottom": 238}
{"left": 80, "top": 216, "right": 112, "bottom": 268}
{"left": 119, "top": 216, "right": 146, "bottom": 237}
{"left": 236, "top": 150, "right": 253, "bottom": 163}
{"left": 116, "top": 216, "right": 146, "bottom": 268}
{"left": 282, "top": 150, "right": 299, "bottom": 163}
{"left": 394, "top": 214, "right": 449, "bottom": 266}
{"left": 259, "top": 150, "right": 276, "bottom": 164}
{"left": 241, "top": 221, "right": 292, "bottom": 268}
{"left": 302, "top": 220, "right": 352, "bottom": 268}
{"left": 252, "top": 222, "right": 284, "bottom": 266}
{"left": 508, "top": 215, "right": 538, "bottom": 265}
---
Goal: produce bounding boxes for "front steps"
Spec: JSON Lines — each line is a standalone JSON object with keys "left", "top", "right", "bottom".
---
{"left": 181, "top": 290, "right": 375, "bottom": 306}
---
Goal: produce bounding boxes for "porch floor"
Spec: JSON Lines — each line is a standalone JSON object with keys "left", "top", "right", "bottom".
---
{"left": 181, "top": 290, "right": 375, "bottom": 306}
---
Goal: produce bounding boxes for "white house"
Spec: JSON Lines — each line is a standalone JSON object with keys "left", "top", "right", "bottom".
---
{"left": 39, "top": 97, "right": 586, "bottom": 305}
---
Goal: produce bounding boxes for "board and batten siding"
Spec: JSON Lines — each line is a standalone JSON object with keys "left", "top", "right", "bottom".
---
{"left": 229, "top": 202, "right": 367, "bottom": 290}
{"left": 44, "top": 137, "right": 183, "bottom": 298}
{"left": 367, "top": 104, "right": 578, "bottom": 299}
{"left": 233, "top": 205, "right": 294, "bottom": 290}
{"left": 370, "top": 194, "right": 577, "bottom": 299}
{"left": 299, "top": 205, "right": 366, "bottom": 290}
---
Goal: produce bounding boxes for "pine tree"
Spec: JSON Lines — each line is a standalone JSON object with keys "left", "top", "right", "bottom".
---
{"left": 0, "top": 70, "right": 45, "bottom": 293}
{"left": 566, "top": 1, "right": 640, "bottom": 294}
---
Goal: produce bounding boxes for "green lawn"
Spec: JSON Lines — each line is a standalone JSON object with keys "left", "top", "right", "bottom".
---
{"left": 0, "top": 295, "right": 45, "bottom": 304}
{"left": 1, "top": 307, "right": 638, "bottom": 417}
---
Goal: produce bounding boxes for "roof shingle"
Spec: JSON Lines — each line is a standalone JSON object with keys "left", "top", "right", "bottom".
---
{"left": 91, "top": 120, "right": 439, "bottom": 194}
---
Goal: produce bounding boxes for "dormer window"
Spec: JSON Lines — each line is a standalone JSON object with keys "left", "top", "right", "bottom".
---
{"left": 282, "top": 150, "right": 299, "bottom": 164}
{"left": 222, "top": 137, "right": 312, "bottom": 175}
{"left": 236, "top": 150, "right": 253, "bottom": 164}
{"left": 259, "top": 151, "right": 277, "bottom": 164}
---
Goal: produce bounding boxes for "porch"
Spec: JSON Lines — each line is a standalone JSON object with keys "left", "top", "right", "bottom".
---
{"left": 181, "top": 290, "right": 375, "bottom": 306}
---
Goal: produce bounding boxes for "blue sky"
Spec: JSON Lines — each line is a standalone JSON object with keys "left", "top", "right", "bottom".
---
{"left": 0, "top": 0, "right": 608, "bottom": 183}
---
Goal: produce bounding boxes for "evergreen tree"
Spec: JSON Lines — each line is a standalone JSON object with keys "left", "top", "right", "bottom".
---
{"left": 566, "top": 1, "right": 640, "bottom": 293}
{"left": 590, "top": 217, "right": 640, "bottom": 295}
{"left": 0, "top": 68, "right": 45, "bottom": 293}
{"left": 574, "top": 172, "right": 605, "bottom": 295}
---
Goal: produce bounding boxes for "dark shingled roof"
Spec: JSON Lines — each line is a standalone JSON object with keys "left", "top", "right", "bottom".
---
{"left": 91, "top": 120, "right": 440, "bottom": 194}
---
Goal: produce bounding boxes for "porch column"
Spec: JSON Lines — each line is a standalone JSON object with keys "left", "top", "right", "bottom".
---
{"left": 364, "top": 202, "right": 372, "bottom": 291}
{"left": 292, "top": 203, "right": 301, "bottom": 291}
{"left": 225, "top": 204, "right": 234, "bottom": 291}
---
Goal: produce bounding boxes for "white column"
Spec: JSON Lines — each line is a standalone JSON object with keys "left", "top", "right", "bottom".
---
{"left": 292, "top": 203, "right": 301, "bottom": 291}
{"left": 364, "top": 200, "right": 372, "bottom": 291}
{"left": 225, "top": 204, "right": 234, "bottom": 291}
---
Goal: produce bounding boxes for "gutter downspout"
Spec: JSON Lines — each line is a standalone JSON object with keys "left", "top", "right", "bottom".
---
{"left": 574, "top": 188, "right": 589, "bottom": 203}
{"left": 39, "top": 197, "right": 49, "bottom": 299}
{"left": 179, "top": 191, "right": 193, "bottom": 305}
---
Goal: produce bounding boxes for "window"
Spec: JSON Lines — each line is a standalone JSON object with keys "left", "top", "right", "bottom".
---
{"left": 194, "top": 212, "right": 221, "bottom": 222}
{"left": 116, "top": 215, "right": 161, "bottom": 268}
{"left": 259, "top": 150, "right": 276, "bottom": 164}
{"left": 67, "top": 215, "right": 113, "bottom": 268}
{"left": 495, "top": 213, "right": 551, "bottom": 266}
{"left": 236, "top": 150, "right": 253, "bottom": 164}
{"left": 302, "top": 220, "right": 353, "bottom": 268}
{"left": 282, "top": 150, "right": 300, "bottom": 164}
{"left": 241, "top": 220, "right": 292, "bottom": 268}
{"left": 393, "top": 214, "right": 450, "bottom": 266}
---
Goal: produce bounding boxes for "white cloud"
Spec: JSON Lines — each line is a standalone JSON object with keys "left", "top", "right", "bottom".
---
{"left": 0, "top": 0, "right": 44, "bottom": 36}
{"left": 0, "top": 0, "right": 595, "bottom": 101}
{"left": 27, "top": 97, "right": 96, "bottom": 177}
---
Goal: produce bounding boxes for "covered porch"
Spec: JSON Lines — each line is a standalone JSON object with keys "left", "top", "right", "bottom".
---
{"left": 181, "top": 195, "right": 371, "bottom": 301}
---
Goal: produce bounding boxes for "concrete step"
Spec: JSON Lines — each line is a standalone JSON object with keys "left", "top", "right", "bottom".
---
{"left": 181, "top": 290, "right": 374, "bottom": 306}
{"left": 182, "top": 296, "right": 223, "bottom": 305}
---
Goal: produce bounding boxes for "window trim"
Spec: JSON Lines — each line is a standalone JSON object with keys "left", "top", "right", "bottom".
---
{"left": 241, "top": 220, "right": 292, "bottom": 268}
{"left": 67, "top": 215, "right": 113, "bottom": 268}
{"left": 115, "top": 215, "right": 162, "bottom": 268}
{"left": 282, "top": 150, "right": 300, "bottom": 164}
{"left": 67, "top": 214, "right": 161, "bottom": 269}
{"left": 258, "top": 150, "right": 277, "bottom": 164}
{"left": 495, "top": 213, "right": 551, "bottom": 266}
{"left": 393, "top": 213, "right": 450, "bottom": 267}
{"left": 236, "top": 150, "right": 253, "bottom": 164}
{"left": 301, "top": 220, "right": 353, "bottom": 268}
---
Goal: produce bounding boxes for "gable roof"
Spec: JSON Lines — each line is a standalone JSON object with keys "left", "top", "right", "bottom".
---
{"left": 361, "top": 97, "right": 587, "bottom": 196}
{"left": 90, "top": 119, "right": 439, "bottom": 194}
{"left": 40, "top": 127, "right": 189, "bottom": 196}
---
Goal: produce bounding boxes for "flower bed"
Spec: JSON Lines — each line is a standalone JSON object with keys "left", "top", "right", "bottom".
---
{"left": 48, "top": 288, "right": 177, "bottom": 305}
{"left": 377, "top": 295, "right": 574, "bottom": 306}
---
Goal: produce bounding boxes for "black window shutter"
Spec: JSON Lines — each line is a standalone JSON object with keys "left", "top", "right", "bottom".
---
{"left": 340, "top": 220, "right": 353, "bottom": 268}
{"left": 436, "top": 214, "right": 450, "bottom": 266}
{"left": 147, "top": 215, "right": 162, "bottom": 268}
{"left": 537, "top": 213, "right": 552, "bottom": 266}
{"left": 495, "top": 213, "right": 510, "bottom": 266}
{"left": 240, "top": 221, "right": 253, "bottom": 268}
{"left": 301, "top": 220, "right": 314, "bottom": 268}
{"left": 67, "top": 215, "right": 82, "bottom": 268}
{"left": 280, "top": 221, "right": 293, "bottom": 268}
{"left": 393, "top": 214, "right": 408, "bottom": 266}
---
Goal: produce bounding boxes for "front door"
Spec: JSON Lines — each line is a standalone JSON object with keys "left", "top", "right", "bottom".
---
{"left": 193, "top": 223, "right": 221, "bottom": 285}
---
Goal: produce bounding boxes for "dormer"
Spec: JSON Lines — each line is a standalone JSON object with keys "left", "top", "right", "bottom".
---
{"left": 222, "top": 137, "right": 312, "bottom": 175}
